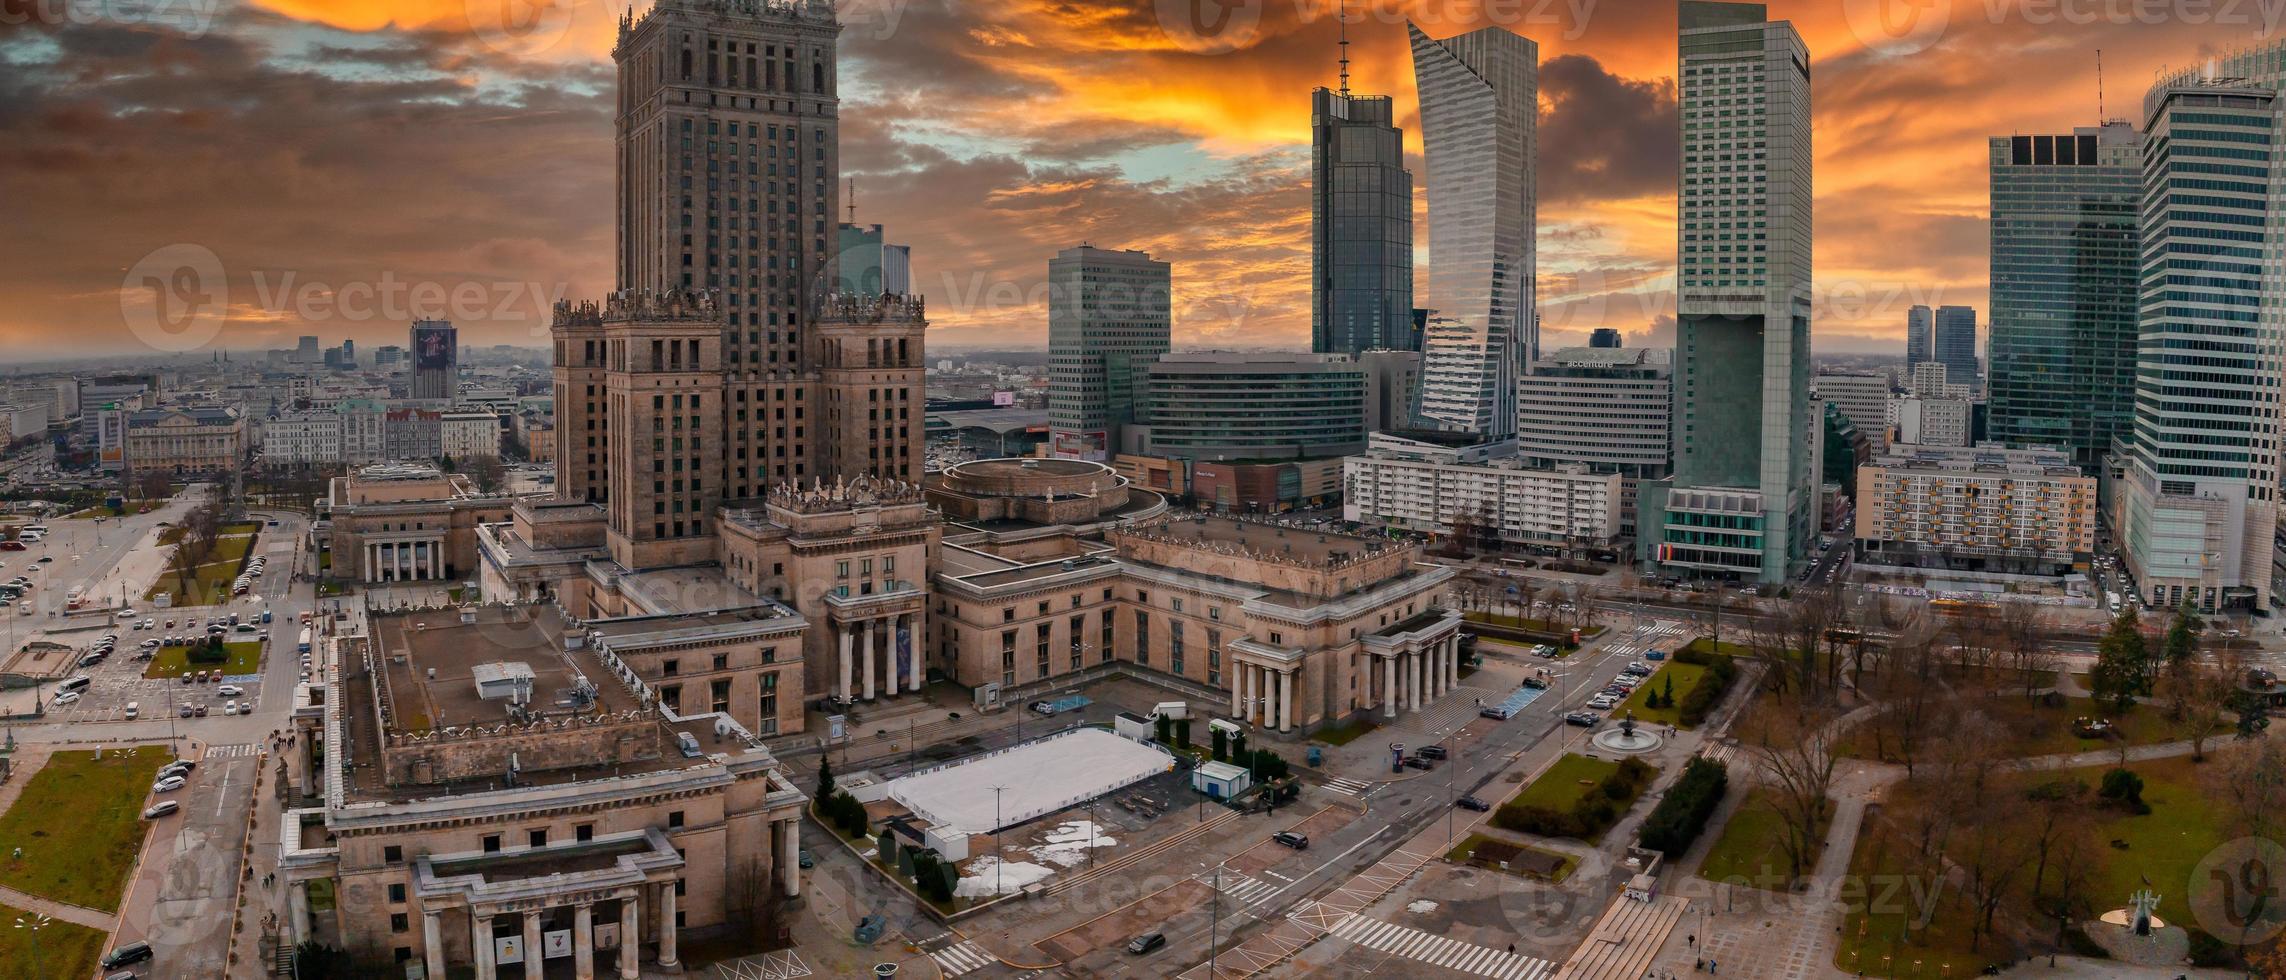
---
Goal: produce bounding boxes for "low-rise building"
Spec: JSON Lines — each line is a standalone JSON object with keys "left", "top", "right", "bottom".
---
{"left": 276, "top": 604, "right": 805, "bottom": 978}
{"left": 442, "top": 411, "right": 503, "bottom": 462}
{"left": 323, "top": 463, "right": 517, "bottom": 583}
{"left": 1341, "top": 435, "right": 1623, "bottom": 551}
{"left": 1855, "top": 443, "right": 2095, "bottom": 575}
{"left": 122, "top": 406, "right": 245, "bottom": 477}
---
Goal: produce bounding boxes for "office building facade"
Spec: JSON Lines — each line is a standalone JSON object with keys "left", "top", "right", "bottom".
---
{"left": 1856, "top": 444, "right": 2095, "bottom": 575}
{"left": 1932, "top": 305, "right": 1979, "bottom": 392}
{"left": 1408, "top": 23, "right": 1536, "bottom": 439}
{"left": 2115, "top": 79, "right": 2285, "bottom": 612}
{"left": 1343, "top": 438, "right": 1624, "bottom": 551}
{"left": 836, "top": 222, "right": 912, "bottom": 296}
{"left": 1905, "top": 306, "right": 1932, "bottom": 368}
{"left": 1645, "top": 1, "right": 1814, "bottom": 584}
{"left": 1136, "top": 352, "right": 1367, "bottom": 462}
{"left": 1311, "top": 89, "right": 1414, "bottom": 356}
{"left": 410, "top": 320, "right": 458, "bottom": 401}
{"left": 1517, "top": 347, "right": 1672, "bottom": 533}
{"left": 1812, "top": 372, "right": 1892, "bottom": 453}
{"left": 1985, "top": 124, "right": 2145, "bottom": 468}
{"left": 1046, "top": 246, "right": 1172, "bottom": 461}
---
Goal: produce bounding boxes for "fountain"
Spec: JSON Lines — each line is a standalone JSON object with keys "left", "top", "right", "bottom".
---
{"left": 1590, "top": 711, "right": 1663, "bottom": 755}
{"left": 2086, "top": 885, "right": 2188, "bottom": 965}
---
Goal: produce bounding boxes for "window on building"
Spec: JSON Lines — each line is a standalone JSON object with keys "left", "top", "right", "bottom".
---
{"left": 576, "top": 823, "right": 595, "bottom": 843}
{"left": 391, "top": 913, "right": 409, "bottom": 933}
{"left": 712, "top": 679, "right": 731, "bottom": 713}
{"left": 1134, "top": 611, "right": 1149, "bottom": 663}
{"left": 668, "top": 811, "right": 685, "bottom": 829}
{"left": 388, "top": 883, "right": 406, "bottom": 904}
{"left": 529, "top": 829, "right": 548, "bottom": 848}
{"left": 384, "top": 845, "right": 404, "bottom": 864}
{"left": 482, "top": 834, "right": 501, "bottom": 853}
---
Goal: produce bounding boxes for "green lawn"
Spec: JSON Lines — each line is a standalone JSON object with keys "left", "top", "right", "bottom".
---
{"left": 1696, "top": 789, "right": 1804, "bottom": 890}
{"left": 0, "top": 900, "right": 109, "bottom": 980}
{"left": 2073, "top": 756, "right": 2227, "bottom": 913}
{"left": 0, "top": 745, "right": 173, "bottom": 913}
{"left": 144, "top": 531, "right": 257, "bottom": 606}
{"left": 1615, "top": 662, "right": 1708, "bottom": 729}
{"left": 1837, "top": 814, "right": 2002, "bottom": 976}
{"left": 1682, "top": 637, "right": 1752, "bottom": 658}
{"left": 144, "top": 640, "right": 264, "bottom": 679}
{"left": 1510, "top": 753, "right": 1620, "bottom": 813}
{"left": 1444, "top": 833, "right": 1577, "bottom": 882}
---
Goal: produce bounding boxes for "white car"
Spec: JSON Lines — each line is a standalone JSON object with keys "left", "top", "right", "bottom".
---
{"left": 51, "top": 691, "right": 81, "bottom": 706}
{"left": 216, "top": 684, "right": 243, "bottom": 697}
{"left": 223, "top": 700, "right": 238, "bottom": 716}
{"left": 138, "top": 638, "right": 159, "bottom": 649}
{"left": 152, "top": 776, "right": 186, "bottom": 793}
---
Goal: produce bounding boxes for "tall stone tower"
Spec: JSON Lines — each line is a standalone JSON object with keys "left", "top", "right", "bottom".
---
{"left": 813, "top": 292, "right": 926, "bottom": 483}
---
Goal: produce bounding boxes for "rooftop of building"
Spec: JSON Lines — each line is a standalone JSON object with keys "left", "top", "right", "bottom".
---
{"left": 1871, "top": 442, "right": 2085, "bottom": 477}
{"left": 1112, "top": 513, "right": 1398, "bottom": 568}
{"left": 1534, "top": 347, "right": 1670, "bottom": 369}
{"left": 606, "top": 563, "right": 792, "bottom": 618}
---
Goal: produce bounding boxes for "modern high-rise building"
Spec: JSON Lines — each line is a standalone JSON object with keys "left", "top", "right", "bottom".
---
{"left": 1985, "top": 123, "right": 2141, "bottom": 469}
{"left": 1408, "top": 22, "right": 1536, "bottom": 440}
{"left": 1517, "top": 347, "right": 1673, "bottom": 534}
{"left": 1358, "top": 349, "right": 1423, "bottom": 434}
{"left": 1588, "top": 328, "right": 1624, "bottom": 348}
{"left": 1905, "top": 305, "right": 1933, "bottom": 368}
{"left": 552, "top": 0, "right": 925, "bottom": 569}
{"left": 1046, "top": 246, "right": 1171, "bottom": 461}
{"left": 836, "top": 222, "right": 912, "bottom": 296}
{"left": 296, "top": 335, "right": 320, "bottom": 364}
{"left": 1311, "top": 86, "right": 1414, "bottom": 356}
{"left": 1133, "top": 352, "right": 1367, "bottom": 462}
{"left": 2115, "top": 78, "right": 2285, "bottom": 612}
{"left": 409, "top": 320, "right": 457, "bottom": 400}
{"left": 1812, "top": 371, "right": 1892, "bottom": 454}
{"left": 1932, "top": 305, "right": 1979, "bottom": 392}
{"left": 1643, "top": 0, "right": 1814, "bottom": 585}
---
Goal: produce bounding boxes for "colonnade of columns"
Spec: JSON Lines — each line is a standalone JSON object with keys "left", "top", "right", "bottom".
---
{"left": 365, "top": 537, "right": 446, "bottom": 583}
{"left": 1378, "top": 632, "right": 1462, "bottom": 720}
{"left": 836, "top": 611, "right": 922, "bottom": 702}
{"left": 452, "top": 884, "right": 676, "bottom": 980}
{"left": 1230, "top": 661, "right": 1298, "bottom": 733}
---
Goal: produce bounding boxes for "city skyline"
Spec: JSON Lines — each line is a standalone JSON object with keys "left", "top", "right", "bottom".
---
{"left": 0, "top": 0, "right": 2239, "bottom": 360}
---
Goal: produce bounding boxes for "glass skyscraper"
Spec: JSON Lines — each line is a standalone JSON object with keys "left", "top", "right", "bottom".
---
{"left": 1985, "top": 123, "right": 2139, "bottom": 469}
{"left": 1644, "top": 0, "right": 1814, "bottom": 586}
{"left": 1408, "top": 22, "right": 1535, "bottom": 440}
{"left": 1311, "top": 88, "right": 1414, "bottom": 356}
{"left": 1932, "top": 305, "right": 1978, "bottom": 390}
{"left": 2117, "top": 80, "right": 2282, "bottom": 612}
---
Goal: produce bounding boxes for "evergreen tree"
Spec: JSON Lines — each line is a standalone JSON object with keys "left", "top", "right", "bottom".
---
{"left": 817, "top": 756, "right": 835, "bottom": 798}
{"left": 2091, "top": 607, "right": 2150, "bottom": 714}
{"left": 2163, "top": 601, "right": 2203, "bottom": 666}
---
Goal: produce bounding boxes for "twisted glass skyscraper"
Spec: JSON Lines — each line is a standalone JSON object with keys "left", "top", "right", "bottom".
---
{"left": 1408, "top": 22, "right": 1535, "bottom": 440}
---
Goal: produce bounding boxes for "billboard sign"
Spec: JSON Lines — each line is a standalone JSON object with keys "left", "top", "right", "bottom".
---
{"left": 414, "top": 325, "right": 455, "bottom": 370}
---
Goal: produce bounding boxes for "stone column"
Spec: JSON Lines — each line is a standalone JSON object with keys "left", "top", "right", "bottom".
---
{"left": 287, "top": 881, "right": 311, "bottom": 942}
{"left": 1382, "top": 653, "right": 1397, "bottom": 720}
{"left": 473, "top": 913, "right": 497, "bottom": 980}
{"left": 574, "top": 903, "right": 595, "bottom": 980}
{"left": 618, "top": 897, "right": 639, "bottom": 980}
{"left": 422, "top": 910, "right": 445, "bottom": 980}
{"left": 364, "top": 542, "right": 376, "bottom": 583}
{"left": 1229, "top": 661, "right": 1242, "bottom": 715}
{"left": 779, "top": 818, "right": 802, "bottom": 897}
{"left": 522, "top": 911, "right": 542, "bottom": 977}
{"left": 862, "top": 618, "right": 877, "bottom": 701}
{"left": 1278, "top": 668, "right": 1294, "bottom": 734}
{"left": 886, "top": 618, "right": 900, "bottom": 698}
{"left": 1409, "top": 649, "right": 1423, "bottom": 712}
{"left": 907, "top": 612, "right": 924, "bottom": 690}
{"left": 837, "top": 625, "right": 853, "bottom": 704}
{"left": 1446, "top": 635, "right": 1459, "bottom": 691}
{"left": 656, "top": 884, "right": 679, "bottom": 968}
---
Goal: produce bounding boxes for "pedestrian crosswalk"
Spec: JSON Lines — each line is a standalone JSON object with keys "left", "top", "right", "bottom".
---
{"left": 1700, "top": 741, "right": 1737, "bottom": 766}
{"left": 205, "top": 742, "right": 261, "bottom": 759}
{"left": 1326, "top": 913, "right": 1554, "bottom": 980}
{"left": 1603, "top": 621, "right": 1690, "bottom": 661}
{"left": 1201, "top": 870, "right": 1281, "bottom": 910}
{"left": 928, "top": 939, "right": 994, "bottom": 976}
{"left": 1323, "top": 775, "right": 1374, "bottom": 797}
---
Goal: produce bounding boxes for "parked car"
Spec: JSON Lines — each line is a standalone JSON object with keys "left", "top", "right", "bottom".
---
{"left": 1521, "top": 676, "right": 1548, "bottom": 690}
{"left": 1565, "top": 711, "right": 1601, "bottom": 727}
{"left": 217, "top": 684, "right": 244, "bottom": 697}
{"left": 51, "top": 691, "right": 80, "bottom": 706}
{"left": 1415, "top": 745, "right": 1448, "bottom": 761}
{"left": 142, "top": 802, "right": 179, "bottom": 820}
{"left": 1455, "top": 796, "right": 1492, "bottom": 812}
{"left": 1272, "top": 831, "right": 1309, "bottom": 850}
{"left": 151, "top": 776, "right": 185, "bottom": 794}
{"left": 1402, "top": 756, "right": 1436, "bottom": 771}
{"left": 101, "top": 941, "right": 154, "bottom": 969}
{"left": 1127, "top": 933, "right": 1168, "bottom": 955}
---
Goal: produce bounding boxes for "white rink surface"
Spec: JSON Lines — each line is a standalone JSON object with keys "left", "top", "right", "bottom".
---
{"left": 887, "top": 727, "right": 1173, "bottom": 835}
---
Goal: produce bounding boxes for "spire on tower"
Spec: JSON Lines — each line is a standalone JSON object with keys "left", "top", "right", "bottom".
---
{"left": 847, "top": 177, "right": 857, "bottom": 225}
{"left": 1337, "top": 6, "right": 1351, "bottom": 96}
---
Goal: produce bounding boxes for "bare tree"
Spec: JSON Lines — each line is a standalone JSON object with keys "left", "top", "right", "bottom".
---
{"left": 2157, "top": 648, "right": 2239, "bottom": 762}
{"left": 1947, "top": 602, "right": 2004, "bottom": 683}
{"left": 463, "top": 454, "right": 507, "bottom": 494}
{"left": 1752, "top": 708, "right": 1841, "bottom": 887}
{"left": 1956, "top": 791, "right": 2033, "bottom": 951}
{"left": 2210, "top": 736, "right": 2286, "bottom": 842}
{"left": 2023, "top": 778, "right": 2095, "bottom": 908}
{"left": 1999, "top": 601, "right": 2059, "bottom": 700}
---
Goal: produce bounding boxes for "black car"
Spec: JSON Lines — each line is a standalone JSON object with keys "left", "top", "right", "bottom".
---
{"left": 1127, "top": 933, "right": 1167, "bottom": 955}
{"left": 1455, "top": 796, "right": 1492, "bottom": 812}
{"left": 1402, "top": 756, "right": 1436, "bottom": 771}
{"left": 102, "top": 942, "right": 153, "bottom": 969}
{"left": 1521, "top": 676, "right": 1548, "bottom": 690}
{"left": 1415, "top": 745, "right": 1448, "bottom": 761}
{"left": 1272, "top": 831, "right": 1309, "bottom": 850}
{"left": 1564, "top": 711, "right": 1600, "bottom": 727}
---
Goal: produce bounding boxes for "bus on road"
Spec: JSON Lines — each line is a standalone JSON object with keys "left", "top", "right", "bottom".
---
{"left": 297, "top": 628, "right": 312, "bottom": 654}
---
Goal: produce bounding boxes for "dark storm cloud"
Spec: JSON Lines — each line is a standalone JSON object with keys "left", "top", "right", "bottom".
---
{"left": 1537, "top": 53, "right": 1677, "bottom": 204}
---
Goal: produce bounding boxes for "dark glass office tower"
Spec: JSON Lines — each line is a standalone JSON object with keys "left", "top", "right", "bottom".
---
{"left": 1986, "top": 122, "right": 2138, "bottom": 469}
{"left": 1311, "top": 88, "right": 1414, "bottom": 355}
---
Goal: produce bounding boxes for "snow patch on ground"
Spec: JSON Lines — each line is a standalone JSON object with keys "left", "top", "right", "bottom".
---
{"left": 953, "top": 857, "right": 1057, "bottom": 898}
{"left": 1026, "top": 819, "right": 1117, "bottom": 868}
{"left": 1407, "top": 900, "right": 1439, "bottom": 914}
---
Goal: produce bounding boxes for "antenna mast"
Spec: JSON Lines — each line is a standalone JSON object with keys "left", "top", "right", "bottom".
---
{"left": 846, "top": 177, "right": 857, "bottom": 224}
{"left": 2096, "top": 48, "right": 2105, "bottom": 120}
{"left": 1337, "top": 6, "right": 1351, "bottom": 96}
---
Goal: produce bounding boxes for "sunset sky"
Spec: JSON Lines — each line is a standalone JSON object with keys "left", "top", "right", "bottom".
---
{"left": 0, "top": 0, "right": 2273, "bottom": 360}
